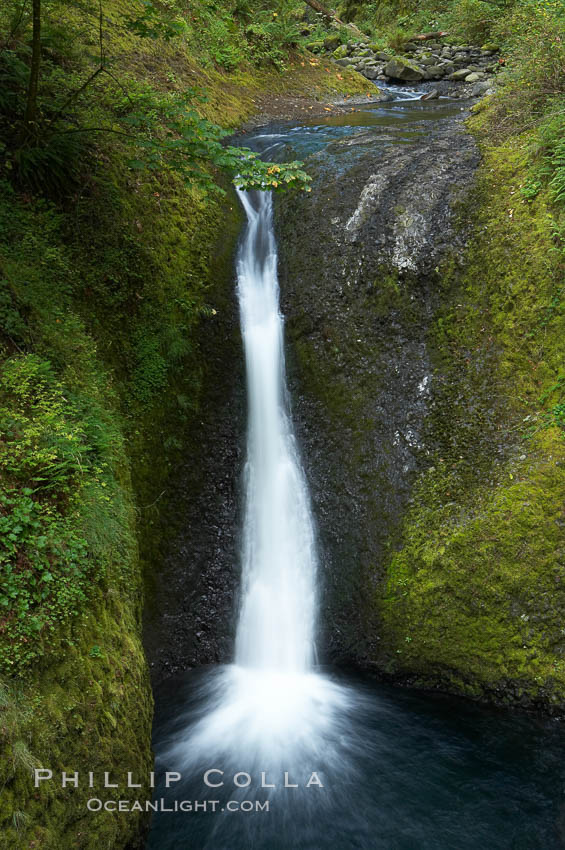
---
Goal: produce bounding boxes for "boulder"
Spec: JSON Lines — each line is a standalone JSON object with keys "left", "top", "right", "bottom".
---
{"left": 448, "top": 68, "right": 473, "bottom": 80}
{"left": 384, "top": 56, "right": 425, "bottom": 82}
{"left": 324, "top": 34, "right": 342, "bottom": 51}
{"left": 425, "top": 65, "right": 446, "bottom": 78}
{"left": 471, "top": 81, "right": 491, "bottom": 97}
{"left": 306, "top": 41, "right": 324, "bottom": 54}
{"left": 333, "top": 44, "right": 349, "bottom": 60}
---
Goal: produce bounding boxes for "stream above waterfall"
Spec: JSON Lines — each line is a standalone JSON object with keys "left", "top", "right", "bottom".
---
{"left": 145, "top": 89, "right": 565, "bottom": 849}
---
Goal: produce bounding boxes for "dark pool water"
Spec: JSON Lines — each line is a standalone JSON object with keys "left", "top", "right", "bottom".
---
{"left": 146, "top": 668, "right": 565, "bottom": 850}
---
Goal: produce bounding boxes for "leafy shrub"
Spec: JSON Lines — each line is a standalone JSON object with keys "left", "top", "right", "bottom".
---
{"left": 0, "top": 355, "right": 92, "bottom": 493}
{"left": 489, "top": 0, "right": 565, "bottom": 133}
{"left": 0, "top": 353, "right": 129, "bottom": 670}
{"left": 0, "top": 487, "right": 90, "bottom": 669}
{"left": 531, "top": 112, "right": 565, "bottom": 211}
{"left": 441, "top": 0, "right": 501, "bottom": 43}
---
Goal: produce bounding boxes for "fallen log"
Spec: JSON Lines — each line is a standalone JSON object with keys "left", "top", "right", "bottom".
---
{"left": 413, "top": 31, "right": 449, "bottom": 41}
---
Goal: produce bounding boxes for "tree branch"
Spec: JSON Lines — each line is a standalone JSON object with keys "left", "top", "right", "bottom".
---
{"left": 303, "top": 0, "right": 364, "bottom": 36}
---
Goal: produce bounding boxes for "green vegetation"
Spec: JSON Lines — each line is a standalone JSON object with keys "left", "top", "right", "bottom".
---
{"left": 0, "top": 0, "right": 362, "bottom": 674}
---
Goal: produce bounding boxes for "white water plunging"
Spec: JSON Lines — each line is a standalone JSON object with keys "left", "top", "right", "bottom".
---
{"left": 164, "top": 189, "right": 355, "bottom": 778}
{"left": 235, "top": 188, "right": 317, "bottom": 674}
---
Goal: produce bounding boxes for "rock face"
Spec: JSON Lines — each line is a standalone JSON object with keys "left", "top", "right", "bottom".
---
{"left": 275, "top": 109, "right": 479, "bottom": 663}
{"left": 143, "top": 204, "right": 246, "bottom": 682}
{"left": 273, "top": 89, "right": 565, "bottom": 714}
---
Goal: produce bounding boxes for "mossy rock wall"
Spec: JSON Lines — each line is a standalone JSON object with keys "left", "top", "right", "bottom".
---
{"left": 375, "top": 133, "right": 565, "bottom": 711}
{"left": 275, "top": 110, "right": 479, "bottom": 663}
{"left": 276, "top": 103, "right": 565, "bottom": 712}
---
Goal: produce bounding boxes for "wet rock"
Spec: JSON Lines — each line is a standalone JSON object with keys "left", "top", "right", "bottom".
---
{"left": 384, "top": 56, "right": 425, "bottom": 82}
{"left": 143, "top": 219, "right": 245, "bottom": 681}
{"left": 425, "top": 65, "right": 446, "bottom": 78}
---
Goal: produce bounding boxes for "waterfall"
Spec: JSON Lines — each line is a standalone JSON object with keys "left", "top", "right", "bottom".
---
{"left": 235, "top": 188, "right": 317, "bottom": 674}
{"left": 164, "top": 189, "right": 353, "bottom": 780}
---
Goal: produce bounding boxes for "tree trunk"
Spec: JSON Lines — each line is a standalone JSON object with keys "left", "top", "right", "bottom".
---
{"left": 24, "top": 0, "right": 41, "bottom": 124}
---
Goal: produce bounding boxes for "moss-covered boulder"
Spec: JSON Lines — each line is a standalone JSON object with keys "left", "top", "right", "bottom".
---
{"left": 384, "top": 56, "right": 425, "bottom": 81}
{"left": 324, "top": 34, "right": 342, "bottom": 51}
{"left": 333, "top": 43, "right": 349, "bottom": 59}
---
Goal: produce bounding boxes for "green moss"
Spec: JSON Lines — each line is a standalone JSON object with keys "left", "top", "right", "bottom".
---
{"left": 0, "top": 599, "right": 153, "bottom": 850}
{"left": 375, "top": 127, "right": 565, "bottom": 709}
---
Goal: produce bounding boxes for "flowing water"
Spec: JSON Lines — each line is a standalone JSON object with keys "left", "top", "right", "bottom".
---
{"left": 146, "top": 92, "right": 565, "bottom": 850}
{"left": 234, "top": 187, "right": 316, "bottom": 674}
